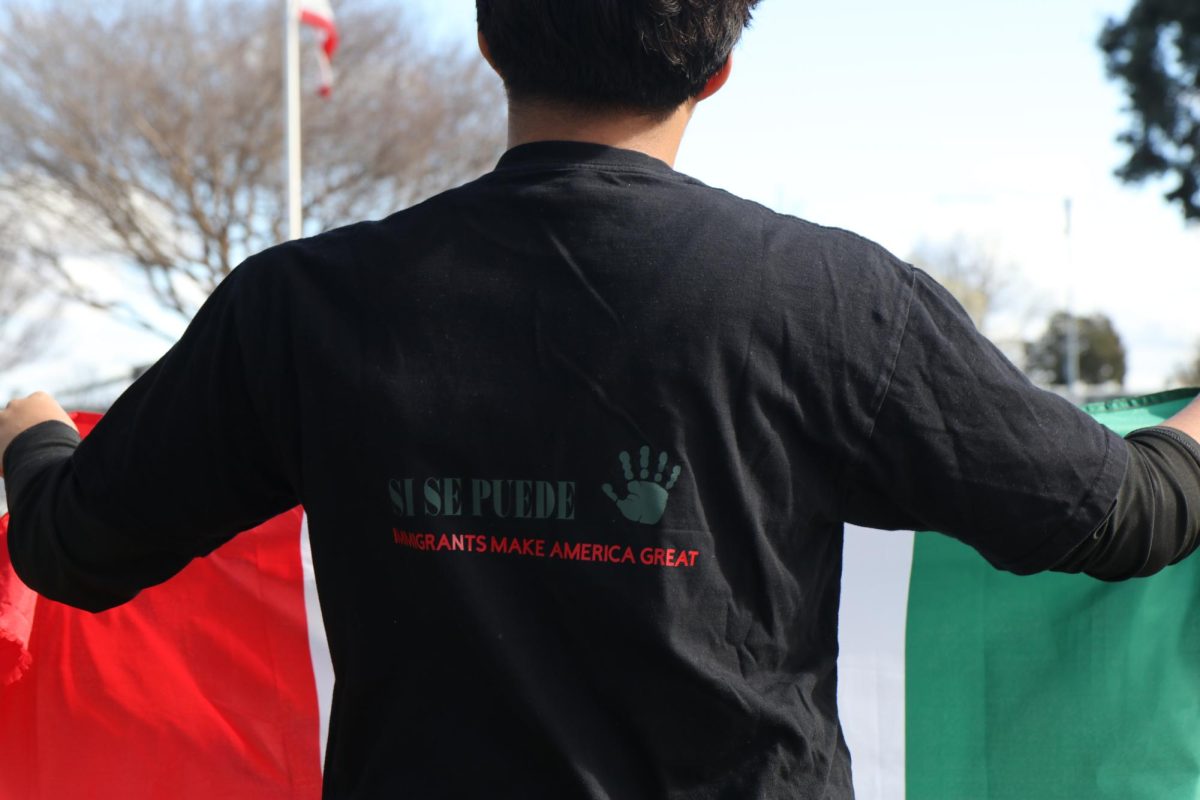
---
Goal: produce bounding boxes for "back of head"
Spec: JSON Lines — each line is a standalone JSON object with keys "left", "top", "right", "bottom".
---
{"left": 476, "top": 0, "right": 761, "bottom": 115}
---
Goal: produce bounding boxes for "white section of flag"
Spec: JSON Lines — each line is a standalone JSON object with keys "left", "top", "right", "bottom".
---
{"left": 301, "top": 513, "right": 335, "bottom": 770}
{"left": 838, "top": 526, "right": 913, "bottom": 800}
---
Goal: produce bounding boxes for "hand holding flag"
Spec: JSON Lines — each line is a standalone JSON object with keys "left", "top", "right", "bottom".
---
{"left": 0, "top": 393, "right": 75, "bottom": 478}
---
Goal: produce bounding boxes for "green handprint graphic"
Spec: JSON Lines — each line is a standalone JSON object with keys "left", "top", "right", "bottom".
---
{"left": 602, "top": 446, "right": 682, "bottom": 525}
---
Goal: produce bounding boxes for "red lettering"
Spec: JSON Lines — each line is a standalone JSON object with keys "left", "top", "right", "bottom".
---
{"left": 396, "top": 529, "right": 666, "bottom": 567}
{"left": 666, "top": 548, "right": 694, "bottom": 568}
{"left": 638, "top": 547, "right": 700, "bottom": 567}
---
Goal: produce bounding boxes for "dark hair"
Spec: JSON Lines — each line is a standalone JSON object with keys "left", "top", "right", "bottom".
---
{"left": 476, "top": 0, "right": 761, "bottom": 114}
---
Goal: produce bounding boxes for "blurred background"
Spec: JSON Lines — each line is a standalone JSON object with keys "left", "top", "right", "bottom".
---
{"left": 0, "top": 0, "right": 1196, "bottom": 415}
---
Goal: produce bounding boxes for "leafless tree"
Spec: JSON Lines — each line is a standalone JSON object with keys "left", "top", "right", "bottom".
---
{"left": 0, "top": 0, "right": 506, "bottom": 331}
{"left": 1172, "top": 343, "right": 1200, "bottom": 388}
{"left": 0, "top": 214, "right": 58, "bottom": 373}
{"left": 908, "top": 236, "right": 1024, "bottom": 336}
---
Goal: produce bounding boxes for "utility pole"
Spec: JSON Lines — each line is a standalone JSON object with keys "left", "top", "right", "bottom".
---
{"left": 1064, "top": 197, "right": 1080, "bottom": 402}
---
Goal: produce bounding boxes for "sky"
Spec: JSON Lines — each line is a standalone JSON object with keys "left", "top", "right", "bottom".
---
{"left": 2, "top": 0, "right": 1197, "bottom": 399}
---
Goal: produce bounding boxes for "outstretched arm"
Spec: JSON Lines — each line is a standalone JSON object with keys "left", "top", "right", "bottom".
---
{"left": 842, "top": 264, "right": 1200, "bottom": 580}
{"left": 0, "top": 261, "right": 296, "bottom": 612}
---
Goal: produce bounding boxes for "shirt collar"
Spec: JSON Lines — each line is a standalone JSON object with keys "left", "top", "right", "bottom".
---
{"left": 494, "top": 141, "right": 677, "bottom": 175}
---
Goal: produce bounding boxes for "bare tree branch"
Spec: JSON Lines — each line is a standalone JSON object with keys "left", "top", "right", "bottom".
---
{"left": 908, "top": 236, "right": 1019, "bottom": 335}
{"left": 1173, "top": 342, "right": 1200, "bottom": 387}
{"left": 0, "top": 0, "right": 506, "bottom": 331}
{"left": 0, "top": 215, "right": 60, "bottom": 371}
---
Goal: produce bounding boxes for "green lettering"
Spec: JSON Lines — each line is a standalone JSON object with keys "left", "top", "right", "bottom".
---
{"left": 389, "top": 479, "right": 414, "bottom": 517}
{"left": 471, "top": 480, "right": 492, "bottom": 517}
{"left": 514, "top": 480, "right": 533, "bottom": 519}
{"left": 444, "top": 478, "right": 463, "bottom": 517}
{"left": 492, "top": 480, "right": 512, "bottom": 518}
{"left": 535, "top": 482, "right": 556, "bottom": 519}
{"left": 423, "top": 478, "right": 442, "bottom": 516}
{"left": 558, "top": 482, "right": 576, "bottom": 520}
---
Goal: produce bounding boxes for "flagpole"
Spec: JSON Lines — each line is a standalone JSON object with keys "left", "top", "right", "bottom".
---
{"left": 285, "top": 0, "right": 303, "bottom": 241}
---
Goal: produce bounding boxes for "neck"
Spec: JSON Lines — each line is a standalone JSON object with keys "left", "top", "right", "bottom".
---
{"left": 506, "top": 99, "right": 695, "bottom": 166}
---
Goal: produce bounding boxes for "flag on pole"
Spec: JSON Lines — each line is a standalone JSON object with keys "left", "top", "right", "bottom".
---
{"left": 0, "top": 413, "right": 333, "bottom": 799}
{"left": 838, "top": 388, "right": 1200, "bottom": 799}
{"left": 298, "top": 0, "right": 339, "bottom": 97}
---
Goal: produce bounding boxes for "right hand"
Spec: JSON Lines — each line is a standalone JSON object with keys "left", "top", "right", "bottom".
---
{"left": 0, "top": 393, "right": 77, "bottom": 477}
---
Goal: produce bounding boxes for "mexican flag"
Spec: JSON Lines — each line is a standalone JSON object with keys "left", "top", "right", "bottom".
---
{"left": 0, "top": 392, "right": 1196, "bottom": 796}
{"left": 839, "top": 388, "right": 1200, "bottom": 799}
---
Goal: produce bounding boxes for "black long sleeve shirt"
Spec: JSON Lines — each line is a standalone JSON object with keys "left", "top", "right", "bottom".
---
{"left": 5, "top": 142, "right": 1200, "bottom": 799}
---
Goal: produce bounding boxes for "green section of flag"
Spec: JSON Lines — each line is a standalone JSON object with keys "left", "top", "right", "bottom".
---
{"left": 907, "top": 389, "right": 1200, "bottom": 799}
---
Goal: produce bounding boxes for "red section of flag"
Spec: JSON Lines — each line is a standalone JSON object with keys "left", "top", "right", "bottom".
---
{"left": 0, "top": 513, "right": 34, "bottom": 687}
{"left": 299, "top": 1, "right": 339, "bottom": 97}
{"left": 0, "top": 413, "right": 322, "bottom": 799}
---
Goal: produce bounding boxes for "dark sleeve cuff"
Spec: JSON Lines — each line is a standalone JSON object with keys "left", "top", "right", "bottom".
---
{"left": 1053, "top": 425, "right": 1200, "bottom": 580}
{"left": 3, "top": 421, "right": 81, "bottom": 511}
{"left": 1128, "top": 425, "right": 1200, "bottom": 469}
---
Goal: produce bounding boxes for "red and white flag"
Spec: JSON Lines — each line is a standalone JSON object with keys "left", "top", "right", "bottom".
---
{"left": 298, "top": 0, "right": 339, "bottom": 97}
{"left": 0, "top": 413, "right": 333, "bottom": 799}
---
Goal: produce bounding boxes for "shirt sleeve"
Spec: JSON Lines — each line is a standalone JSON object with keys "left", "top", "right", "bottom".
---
{"left": 4, "top": 263, "right": 297, "bottom": 611}
{"left": 841, "top": 267, "right": 1128, "bottom": 574}
{"left": 1052, "top": 426, "right": 1200, "bottom": 580}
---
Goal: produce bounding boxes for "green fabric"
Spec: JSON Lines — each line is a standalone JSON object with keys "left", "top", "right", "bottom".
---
{"left": 906, "top": 389, "right": 1200, "bottom": 799}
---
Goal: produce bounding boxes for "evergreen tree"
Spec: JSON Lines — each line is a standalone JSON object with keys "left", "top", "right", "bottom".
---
{"left": 1099, "top": 0, "right": 1200, "bottom": 221}
{"left": 1026, "top": 312, "right": 1128, "bottom": 387}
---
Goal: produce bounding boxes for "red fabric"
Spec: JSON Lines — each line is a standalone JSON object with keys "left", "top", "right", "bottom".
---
{"left": 0, "top": 512, "right": 34, "bottom": 687}
{"left": 299, "top": 2, "right": 338, "bottom": 97}
{"left": 299, "top": 8, "right": 339, "bottom": 60}
{"left": 0, "top": 413, "right": 322, "bottom": 799}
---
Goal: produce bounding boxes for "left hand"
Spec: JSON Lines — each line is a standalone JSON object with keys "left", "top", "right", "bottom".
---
{"left": 0, "top": 393, "right": 76, "bottom": 478}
